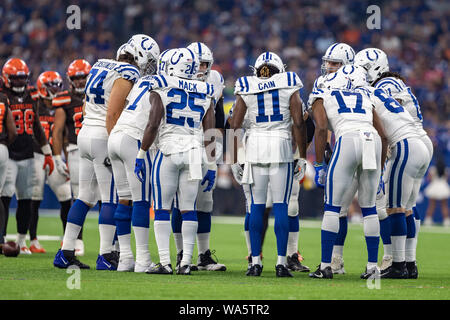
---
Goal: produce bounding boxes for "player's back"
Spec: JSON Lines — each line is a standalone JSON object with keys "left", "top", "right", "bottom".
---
{"left": 83, "top": 59, "right": 140, "bottom": 127}
{"left": 113, "top": 75, "right": 154, "bottom": 141}
{"left": 368, "top": 87, "right": 419, "bottom": 146}
{"left": 374, "top": 76, "right": 426, "bottom": 136}
{"left": 150, "top": 74, "right": 213, "bottom": 155}
{"left": 312, "top": 86, "right": 376, "bottom": 139}
{"left": 235, "top": 72, "right": 301, "bottom": 133}
{"left": 234, "top": 72, "right": 303, "bottom": 163}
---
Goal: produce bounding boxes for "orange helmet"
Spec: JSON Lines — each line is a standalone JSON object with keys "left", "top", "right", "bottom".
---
{"left": 67, "top": 59, "right": 91, "bottom": 94}
{"left": 2, "top": 58, "right": 30, "bottom": 93}
{"left": 37, "top": 71, "right": 63, "bottom": 100}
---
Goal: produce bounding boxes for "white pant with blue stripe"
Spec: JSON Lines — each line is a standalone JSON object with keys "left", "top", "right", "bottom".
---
{"left": 325, "top": 132, "right": 381, "bottom": 209}
{"left": 151, "top": 150, "right": 200, "bottom": 212}
{"left": 108, "top": 131, "right": 152, "bottom": 202}
{"left": 247, "top": 162, "right": 293, "bottom": 206}
{"left": 385, "top": 137, "right": 430, "bottom": 210}
{"left": 77, "top": 125, "right": 116, "bottom": 205}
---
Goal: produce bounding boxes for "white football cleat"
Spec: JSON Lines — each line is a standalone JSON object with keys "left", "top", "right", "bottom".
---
{"left": 424, "top": 217, "right": 433, "bottom": 226}
{"left": 443, "top": 218, "right": 450, "bottom": 227}
{"left": 379, "top": 255, "right": 393, "bottom": 272}
{"left": 20, "top": 246, "right": 32, "bottom": 255}
{"left": 117, "top": 258, "right": 135, "bottom": 272}
{"left": 331, "top": 255, "right": 345, "bottom": 274}
{"left": 135, "top": 261, "right": 155, "bottom": 273}
{"left": 197, "top": 249, "right": 226, "bottom": 271}
{"left": 75, "top": 239, "right": 85, "bottom": 256}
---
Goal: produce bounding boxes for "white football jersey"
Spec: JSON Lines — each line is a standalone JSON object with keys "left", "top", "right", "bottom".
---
{"left": 206, "top": 70, "right": 225, "bottom": 103}
{"left": 368, "top": 87, "right": 419, "bottom": 147}
{"left": 112, "top": 75, "right": 153, "bottom": 142}
{"left": 150, "top": 74, "right": 213, "bottom": 155}
{"left": 83, "top": 59, "right": 140, "bottom": 127}
{"left": 307, "top": 75, "right": 326, "bottom": 112}
{"left": 310, "top": 86, "right": 377, "bottom": 139}
{"left": 234, "top": 72, "right": 303, "bottom": 163}
{"left": 374, "top": 77, "right": 426, "bottom": 136}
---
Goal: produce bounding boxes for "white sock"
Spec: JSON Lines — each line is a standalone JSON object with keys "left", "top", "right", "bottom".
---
{"left": 99, "top": 224, "right": 116, "bottom": 255}
{"left": 173, "top": 232, "right": 183, "bottom": 253}
{"left": 391, "top": 235, "right": 406, "bottom": 262}
{"left": 133, "top": 226, "right": 151, "bottom": 264}
{"left": 383, "top": 244, "right": 392, "bottom": 257}
{"left": 287, "top": 231, "right": 299, "bottom": 257}
{"left": 321, "top": 262, "right": 331, "bottom": 269}
{"left": 62, "top": 222, "right": 81, "bottom": 251}
{"left": 245, "top": 230, "right": 251, "bottom": 256}
{"left": 277, "top": 256, "right": 286, "bottom": 266}
{"left": 181, "top": 221, "right": 198, "bottom": 266}
{"left": 197, "top": 232, "right": 210, "bottom": 255}
{"left": 405, "top": 238, "right": 417, "bottom": 262}
{"left": 118, "top": 234, "right": 133, "bottom": 260}
{"left": 367, "top": 262, "right": 378, "bottom": 270}
{"left": 17, "top": 233, "right": 27, "bottom": 247}
{"left": 252, "top": 255, "right": 262, "bottom": 266}
{"left": 332, "top": 245, "right": 344, "bottom": 257}
{"left": 154, "top": 220, "right": 171, "bottom": 265}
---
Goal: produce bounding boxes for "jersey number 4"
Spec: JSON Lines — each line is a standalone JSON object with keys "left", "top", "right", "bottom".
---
{"left": 85, "top": 68, "right": 108, "bottom": 104}
{"left": 166, "top": 88, "right": 206, "bottom": 128}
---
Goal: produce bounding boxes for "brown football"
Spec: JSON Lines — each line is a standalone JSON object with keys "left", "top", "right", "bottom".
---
{"left": 2, "top": 241, "right": 20, "bottom": 257}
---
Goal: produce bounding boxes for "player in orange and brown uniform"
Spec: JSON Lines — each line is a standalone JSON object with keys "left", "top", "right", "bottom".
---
{"left": 0, "top": 58, "right": 54, "bottom": 254}
{"left": 52, "top": 59, "right": 91, "bottom": 256}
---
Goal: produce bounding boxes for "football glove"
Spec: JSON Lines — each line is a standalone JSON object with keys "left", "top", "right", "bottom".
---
{"left": 294, "top": 158, "right": 307, "bottom": 181}
{"left": 201, "top": 169, "right": 216, "bottom": 192}
{"left": 41, "top": 144, "right": 54, "bottom": 175}
{"left": 231, "top": 163, "right": 244, "bottom": 184}
{"left": 54, "top": 155, "right": 69, "bottom": 179}
{"left": 134, "top": 149, "right": 147, "bottom": 183}
{"left": 313, "top": 161, "right": 327, "bottom": 188}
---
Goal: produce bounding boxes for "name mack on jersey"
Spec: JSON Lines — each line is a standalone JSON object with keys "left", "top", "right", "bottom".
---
{"left": 178, "top": 79, "right": 199, "bottom": 92}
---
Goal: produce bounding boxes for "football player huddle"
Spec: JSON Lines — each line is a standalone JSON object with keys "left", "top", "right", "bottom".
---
{"left": 0, "top": 34, "right": 430, "bottom": 280}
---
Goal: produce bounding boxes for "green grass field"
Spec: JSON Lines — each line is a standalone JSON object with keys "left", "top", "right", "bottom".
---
{"left": 1, "top": 212, "right": 450, "bottom": 300}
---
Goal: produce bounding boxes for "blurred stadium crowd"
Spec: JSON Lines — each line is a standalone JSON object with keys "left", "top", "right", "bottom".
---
{"left": 1, "top": 0, "right": 448, "bottom": 219}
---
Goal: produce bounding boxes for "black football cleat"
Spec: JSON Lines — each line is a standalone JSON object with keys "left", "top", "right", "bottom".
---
{"left": 54, "top": 249, "right": 90, "bottom": 269}
{"left": 177, "top": 264, "right": 191, "bottom": 275}
{"left": 287, "top": 253, "right": 310, "bottom": 272}
{"left": 276, "top": 264, "right": 293, "bottom": 277}
{"left": 197, "top": 249, "right": 226, "bottom": 271}
{"left": 246, "top": 264, "right": 263, "bottom": 276}
{"left": 406, "top": 261, "right": 418, "bottom": 279}
{"left": 146, "top": 263, "right": 173, "bottom": 274}
{"left": 380, "top": 262, "right": 408, "bottom": 279}
{"left": 309, "top": 265, "right": 333, "bottom": 279}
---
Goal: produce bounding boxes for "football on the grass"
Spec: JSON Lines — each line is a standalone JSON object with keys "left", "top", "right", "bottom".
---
{"left": 2, "top": 241, "right": 20, "bottom": 257}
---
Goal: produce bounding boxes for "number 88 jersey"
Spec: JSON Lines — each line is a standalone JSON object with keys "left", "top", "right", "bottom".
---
{"left": 149, "top": 74, "right": 213, "bottom": 155}
{"left": 83, "top": 59, "right": 140, "bottom": 127}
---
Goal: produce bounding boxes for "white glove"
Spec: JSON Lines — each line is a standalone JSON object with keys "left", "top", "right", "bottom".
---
{"left": 54, "top": 155, "right": 70, "bottom": 179}
{"left": 231, "top": 163, "right": 244, "bottom": 184}
{"left": 294, "top": 158, "right": 307, "bottom": 181}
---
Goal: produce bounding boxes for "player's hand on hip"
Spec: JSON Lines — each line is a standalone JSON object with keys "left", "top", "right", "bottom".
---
{"left": 54, "top": 155, "right": 70, "bottom": 179}
{"left": 313, "top": 162, "right": 327, "bottom": 188}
